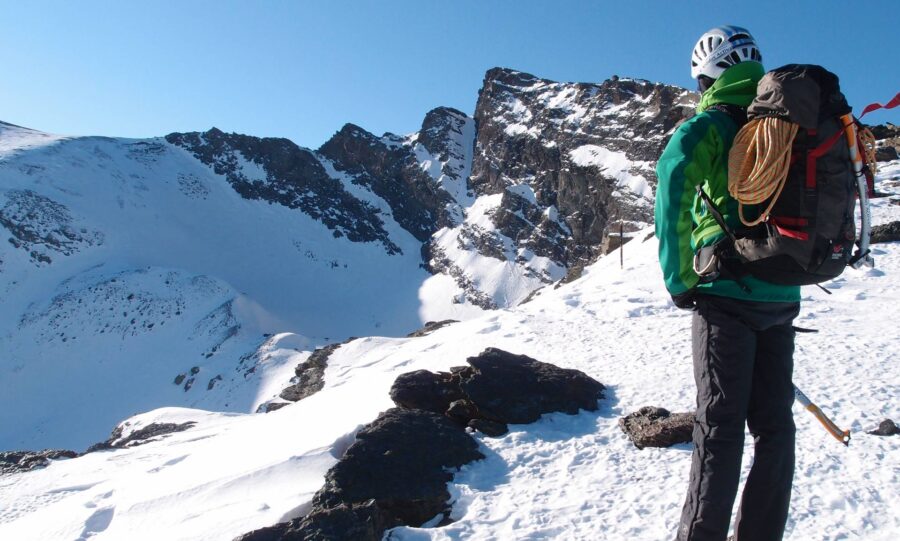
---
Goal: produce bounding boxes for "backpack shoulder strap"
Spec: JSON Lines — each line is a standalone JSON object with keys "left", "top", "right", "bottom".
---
{"left": 706, "top": 103, "right": 748, "bottom": 129}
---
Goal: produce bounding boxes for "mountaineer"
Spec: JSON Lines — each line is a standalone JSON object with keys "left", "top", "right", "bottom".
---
{"left": 655, "top": 26, "right": 801, "bottom": 541}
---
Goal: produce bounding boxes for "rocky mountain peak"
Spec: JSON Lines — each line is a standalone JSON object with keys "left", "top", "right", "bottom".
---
{"left": 318, "top": 122, "right": 455, "bottom": 242}
{"left": 417, "top": 107, "right": 471, "bottom": 167}
{"left": 482, "top": 67, "right": 546, "bottom": 90}
{"left": 456, "top": 67, "right": 696, "bottom": 274}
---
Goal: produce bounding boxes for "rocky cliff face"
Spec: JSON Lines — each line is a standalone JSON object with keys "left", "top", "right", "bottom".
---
{"left": 468, "top": 68, "right": 696, "bottom": 267}
{"left": 422, "top": 68, "right": 696, "bottom": 308}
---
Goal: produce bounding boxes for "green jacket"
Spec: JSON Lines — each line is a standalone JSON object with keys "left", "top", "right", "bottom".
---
{"left": 654, "top": 62, "right": 800, "bottom": 303}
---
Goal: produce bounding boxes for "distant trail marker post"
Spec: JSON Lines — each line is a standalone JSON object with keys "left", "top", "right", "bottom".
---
{"left": 620, "top": 220, "right": 624, "bottom": 269}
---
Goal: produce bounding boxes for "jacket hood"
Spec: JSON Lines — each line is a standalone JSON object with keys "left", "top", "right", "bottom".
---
{"left": 697, "top": 61, "right": 765, "bottom": 112}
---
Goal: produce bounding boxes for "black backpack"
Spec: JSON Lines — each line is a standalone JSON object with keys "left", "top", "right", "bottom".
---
{"left": 696, "top": 64, "right": 872, "bottom": 288}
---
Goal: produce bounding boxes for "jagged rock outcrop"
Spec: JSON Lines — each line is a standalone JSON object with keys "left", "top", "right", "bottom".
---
{"left": 390, "top": 347, "right": 606, "bottom": 436}
{"left": 0, "top": 449, "right": 79, "bottom": 475}
{"left": 405, "top": 319, "right": 459, "bottom": 338}
{"left": 236, "top": 408, "right": 484, "bottom": 541}
{"left": 279, "top": 342, "right": 345, "bottom": 402}
{"left": 166, "top": 128, "right": 402, "bottom": 254}
{"left": 619, "top": 406, "right": 693, "bottom": 449}
{"left": 86, "top": 421, "right": 197, "bottom": 453}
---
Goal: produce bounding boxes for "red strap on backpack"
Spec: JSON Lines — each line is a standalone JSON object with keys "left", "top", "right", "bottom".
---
{"left": 806, "top": 128, "right": 846, "bottom": 189}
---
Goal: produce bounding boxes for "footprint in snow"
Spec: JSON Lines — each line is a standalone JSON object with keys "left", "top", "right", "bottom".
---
{"left": 148, "top": 455, "right": 188, "bottom": 473}
{"left": 78, "top": 507, "right": 115, "bottom": 539}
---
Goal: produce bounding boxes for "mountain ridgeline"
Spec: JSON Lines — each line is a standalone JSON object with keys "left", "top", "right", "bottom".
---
{"left": 166, "top": 68, "right": 698, "bottom": 307}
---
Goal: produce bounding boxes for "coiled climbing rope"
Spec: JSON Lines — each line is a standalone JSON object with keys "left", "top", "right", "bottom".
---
{"left": 858, "top": 126, "right": 879, "bottom": 175}
{"left": 727, "top": 117, "right": 799, "bottom": 226}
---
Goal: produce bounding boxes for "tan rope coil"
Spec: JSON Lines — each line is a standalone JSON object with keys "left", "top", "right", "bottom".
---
{"left": 727, "top": 117, "right": 800, "bottom": 226}
{"left": 859, "top": 126, "right": 879, "bottom": 175}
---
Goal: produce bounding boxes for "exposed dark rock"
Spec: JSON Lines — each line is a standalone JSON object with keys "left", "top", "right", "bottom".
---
{"left": 389, "top": 369, "right": 466, "bottom": 414}
{"left": 279, "top": 342, "right": 345, "bottom": 402}
{"left": 876, "top": 146, "right": 899, "bottom": 161}
{"left": 619, "top": 406, "right": 693, "bottom": 449}
{"left": 166, "top": 129, "right": 401, "bottom": 254}
{"left": 868, "top": 419, "right": 900, "bottom": 436}
{"left": 390, "top": 348, "right": 605, "bottom": 429}
{"left": 467, "top": 418, "right": 509, "bottom": 437}
{"left": 207, "top": 375, "right": 223, "bottom": 390}
{"left": 263, "top": 402, "right": 291, "bottom": 413}
{"left": 406, "top": 319, "right": 459, "bottom": 338}
{"left": 173, "top": 373, "right": 186, "bottom": 385}
{"left": 871, "top": 221, "right": 900, "bottom": 244}
{"left": 86, "top": 421, "right": 197, "bottom": 453}
{"left": 0, "top": 189, "right": 103, "bottom": 265}
{"left": 240, "top": 350, "right": 605, "bottom": 540}
{"left": 235, "top": 501, "right": 388, "bottom": 541}
{"left": 0, "top": 449, "right": 79, "bottom": 475}
{"left": 417, "top": 107, "right": 470, "bottom": 181}
{"left": 318, "top": 123, "right": 454, "bottom": 242}
{"left": 458, "top": 348, "right": 605, "bottom": 424}
{"left": 446, "top": 399, "right": 479, "bottom": 424}
{"left": 239, "top": 409, "right": 483, "bottom": 541}
{"left": 870, "top": 122, "right": 900, "bottom": 162}
{"left": 313, "top": 409, "right": 483, "bottom": 523}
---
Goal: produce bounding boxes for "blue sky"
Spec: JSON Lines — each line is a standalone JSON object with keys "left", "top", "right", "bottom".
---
{"left": 2, "top": 1, "right": 897, "bottom": 148}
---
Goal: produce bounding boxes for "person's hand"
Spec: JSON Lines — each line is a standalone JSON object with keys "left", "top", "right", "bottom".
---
{"left": 671, "top": 290, "right": 697, "bottom": 311}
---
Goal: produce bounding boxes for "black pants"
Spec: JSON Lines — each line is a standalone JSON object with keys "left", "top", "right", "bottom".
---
{"left": 676, "top": 294, "right": 800, "bottom": 541}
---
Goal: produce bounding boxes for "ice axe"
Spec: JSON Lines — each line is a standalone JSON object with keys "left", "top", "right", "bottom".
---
{"left": 794, "top": 385, "right": 851, "bottom": 446}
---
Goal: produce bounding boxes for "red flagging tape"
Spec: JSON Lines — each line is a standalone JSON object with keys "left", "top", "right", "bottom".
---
{"left": 859, "top": 92, "right": 900, "bottom": 118}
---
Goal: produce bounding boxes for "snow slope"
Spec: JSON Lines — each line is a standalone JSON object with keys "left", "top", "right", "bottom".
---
{"left": 2, "top": 162, "right": 898, "bottom": 540}
{"left": 0, "top": 121, "right": 455, "bottom": 450}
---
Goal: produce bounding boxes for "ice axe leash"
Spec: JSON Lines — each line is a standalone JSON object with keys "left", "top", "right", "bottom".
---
{"left": 793, "top": 385, "right": 851, "bottom": 446}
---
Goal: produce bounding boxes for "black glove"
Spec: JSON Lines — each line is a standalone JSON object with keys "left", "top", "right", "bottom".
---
{"left": 671, "top": 290, "right": 697, "bottom": 311}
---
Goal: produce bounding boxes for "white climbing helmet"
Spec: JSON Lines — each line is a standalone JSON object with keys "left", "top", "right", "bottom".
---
{"left": 690, "top": 25, "right": 762, "bottom": 80}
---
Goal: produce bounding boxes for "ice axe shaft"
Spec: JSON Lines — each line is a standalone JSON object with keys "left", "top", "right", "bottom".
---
{"left": 794, "top": 385, "right": 851, "bottom": 446}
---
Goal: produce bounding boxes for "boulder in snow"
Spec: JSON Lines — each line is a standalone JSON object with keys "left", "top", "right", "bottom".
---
{"left": 459, "top": 348, "right": 605, "bottom": 424}
{"left": 619, "top": 406, "right": 693, "bottom": 449}
{"left": 390, "top": 347, "right": 605, "bottom": 435}
{"left": 868, "top": 418, "right": 900, "bottom": 436}
{"left": 871, "top": 221, "right": 900, "bottom": 244}
{"left": 389, "top": 369, "right": 466, "bottom": 414}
